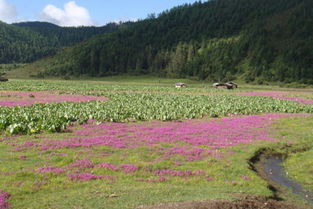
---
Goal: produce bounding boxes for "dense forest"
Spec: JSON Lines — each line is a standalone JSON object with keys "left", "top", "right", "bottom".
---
{"left": 0, "top": 21, "right": 120, "bottom": 63}
{"left": 11, "top": 0, "right": 313, "bottom": 83}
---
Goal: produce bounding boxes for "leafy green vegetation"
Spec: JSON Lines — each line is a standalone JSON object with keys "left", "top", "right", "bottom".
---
{"left": 1, "top": 80, "right": 313, "bottom": 135}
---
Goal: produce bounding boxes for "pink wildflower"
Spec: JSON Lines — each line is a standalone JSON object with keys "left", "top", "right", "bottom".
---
{"left": 69, "top": 159, "right": 94, "bottom": 169}
{"left": 120, "top": 164, "right": 138, "bottom": 173}
{"left": 154, "top": 169, "right": 204, "bottom": 177}
{"left": 37, "top": 166, "right": 64, "bottom": 175}
{"left": 0, "top": 190, "right": 11, "bottom": 209}
{"left": 159, "top": 176, "right": 167, "bottom": 182}
{"left": 68, "top": 173, "right": 109, "bottom": 181}
{"left": 95, "top": 163, "right": 118, "bottom": 171}
{"left": 18, "top": 114, "right": 309, "bottom": 161}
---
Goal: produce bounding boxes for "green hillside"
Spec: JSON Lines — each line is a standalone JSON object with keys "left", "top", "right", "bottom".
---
{"left": 0, "top": 21, "right": 120, "bottom": 63}
{"left": 18, "top": 0, "right": 313, "bottom": 83}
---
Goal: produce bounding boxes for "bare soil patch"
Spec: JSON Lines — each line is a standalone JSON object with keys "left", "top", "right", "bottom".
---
{"left": 140, "top": 196, "right": 309, "bottom": 209}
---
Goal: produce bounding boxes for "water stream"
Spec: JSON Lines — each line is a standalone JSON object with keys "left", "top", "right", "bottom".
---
{"left": 264, "top": 156, "right": 313, "bottom": 204}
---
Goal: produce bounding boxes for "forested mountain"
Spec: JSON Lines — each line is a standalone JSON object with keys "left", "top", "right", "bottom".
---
{"left": 21, "top": 0, "right": 313, "bottom": 83}
{"left": 0, "top": 21, "right": 120, "bottom": 63}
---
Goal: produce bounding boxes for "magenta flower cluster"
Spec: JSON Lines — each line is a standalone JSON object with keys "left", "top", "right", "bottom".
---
{"left": 0, "top": 91, "right": 107, "bottom": 106}
{"left": 120, "top": 164, "right": 139, "bottom": 173}
{"left": 67, "top": 160, "right": 138, "bottom": 174}
{"left": 69, "top": 159, "right": 94, "bottom": 169}
{"left": 17, "top": 114, "right": 307, "bottom": 161}
{"left": 37, "top": 166, "right": 64, "bottom": 175}
{"left": 35, "top": 159, "right": 139, "bottom": 181}
{"left": 95, "top": 163, "right": 118, "bottom": 171}
{"left": 154, "top": 169, "right": 205, "bottom": 177}
{"left": 0, "top": 190, "right": 10, "bottom": 209}
{"left": 240, "top": 91, "right": 313, "bottom": 105}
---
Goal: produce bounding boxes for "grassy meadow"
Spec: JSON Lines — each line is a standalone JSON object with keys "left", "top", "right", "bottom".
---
{"left": 0, "top": 78, "right": 313, "bottom": 209}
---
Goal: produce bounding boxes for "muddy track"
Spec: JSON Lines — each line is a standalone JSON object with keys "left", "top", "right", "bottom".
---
{"left": 249, "top": 147, "right": 313, "bottom": 206}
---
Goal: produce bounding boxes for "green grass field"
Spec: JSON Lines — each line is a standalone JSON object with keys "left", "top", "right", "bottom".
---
{"left": 0, "top": 78, "right": 313, "bottom": 208}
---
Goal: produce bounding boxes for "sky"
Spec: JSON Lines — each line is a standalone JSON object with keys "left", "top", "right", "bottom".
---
{"left": 0, "top": 0, "right": 200, "bottom": 26}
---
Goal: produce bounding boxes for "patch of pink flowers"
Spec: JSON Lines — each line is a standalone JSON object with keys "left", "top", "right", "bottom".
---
{"left": 239, "top": 91, "right": 313, "bottom": 105}
{"left": 154, "top": 169, "right": 205, "bottom": 177}
{"left": 69, "top": 159, "right": 94, "bottom": 169}
{"left": 164, "top": 147, "right": 206, "bottom": 161}
{"left": 0, "top": 190, "right": 10, "bottom": 209}
{"left": 40, "top": 136, "right": 126, "bottom": 151}
{"left": 95, "top": 162, "right": 139, "bottom": 174}
{"left": 120, "top": 164, "right": 139, "bottom": 173}
{"left": 95, "top": 163, "right": 118, "bottom": 171}
{"left": 0, "top": 91, "right": 107, "bottom": 106}
{"left": 20, "top": 114, "right": 309, "bottom": 161}
{"left": 68, "top": 173, "right": 112, "bottom": 181}
{"left": 37, "top": 166, "right": 64, "bottom": 175}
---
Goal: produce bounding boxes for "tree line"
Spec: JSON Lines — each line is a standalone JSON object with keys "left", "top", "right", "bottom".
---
{"left": 0, "top": 21, "right": 120, "bottom": 63}
{"left": 14, "top": 0, "right": 313, "bottom": 83}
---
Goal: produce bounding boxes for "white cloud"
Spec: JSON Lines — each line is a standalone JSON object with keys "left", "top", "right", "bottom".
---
{"left": 40, "top": 1, "right": 94, "bottom": 26}
{"left": 0, "top": 0, "right": 17, "bottom": 23}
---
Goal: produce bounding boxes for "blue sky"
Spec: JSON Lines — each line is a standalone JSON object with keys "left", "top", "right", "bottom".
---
{"left": 0, "top": 0, "right": 200, "bottom": 26}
